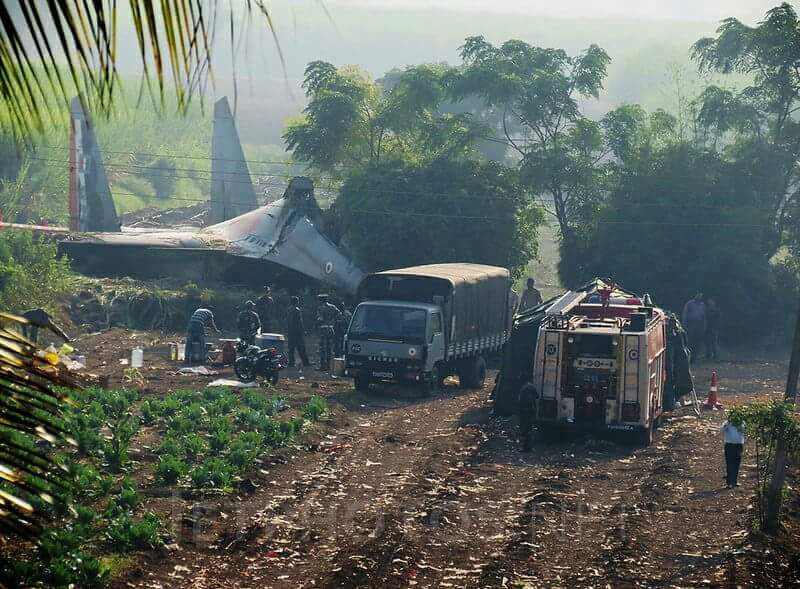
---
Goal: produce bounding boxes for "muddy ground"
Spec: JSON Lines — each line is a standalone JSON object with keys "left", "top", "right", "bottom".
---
{"left": 65, "top": 331, "right": 800, "bottom": 588}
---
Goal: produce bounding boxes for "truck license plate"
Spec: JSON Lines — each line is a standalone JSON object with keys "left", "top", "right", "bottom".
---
{"left": 372, "top": 371, "right": 394, "bottom": 379}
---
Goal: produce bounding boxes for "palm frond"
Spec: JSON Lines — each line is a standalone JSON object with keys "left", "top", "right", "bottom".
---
{"left": 0, "top": 1, "right": 234, "bottom": 137}
{"left": 0, "top": 312, "right": 78, "bottom": 539}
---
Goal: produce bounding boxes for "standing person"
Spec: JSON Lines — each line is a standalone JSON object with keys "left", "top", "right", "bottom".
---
{"left": 518, "top": 382, "right": 539, "bottom": 452}
{"left": 236, "top": 301, "right": 261, "bottom": 346}
{"left": 705, "top": 297, "right": 721, "bottom": 361}
{"left": 721, "top": 418, "right": 745, "bottom": 488}
{"left": 316, "top": 294, "right": 342, "bottom": 372}
{"left": 333, "top": 302, "right": 351, "bottom": 358}
{"left": 519, "top": 278, "right": 543, "bottom": 313}
{"left": 256, "top": 286, "right": 275, "bottom": 333}
{"left": 681, "top": 292, "right": 706, "bottom": 364}
{"left": 185, "top": 307, "right": 220, "bottom": 365}
{"left": 286, "top": 296, "right": 310, "bottom": 368}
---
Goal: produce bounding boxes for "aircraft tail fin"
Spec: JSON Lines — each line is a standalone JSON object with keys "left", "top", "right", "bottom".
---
{"left": 68, "top": 96, "right": 120, "bottom": 232}
{"left": 209, "top": 97, "right": 258, "bottom": 224}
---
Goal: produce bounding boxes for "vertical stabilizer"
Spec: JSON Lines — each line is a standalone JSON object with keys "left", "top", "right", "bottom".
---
{"left": 68, "top": 96, "right": 120, "bottom": 232}
{"left": 209, "top": 97, "right": 258, "bottom": 224}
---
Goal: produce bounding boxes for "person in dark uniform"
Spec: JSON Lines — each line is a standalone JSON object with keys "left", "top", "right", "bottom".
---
{"left": 286, "top": 296, "right": 310, "bottom": 368}
{"left": 705, "top": 297, "right": 721, "bottom": 361}
{"left": 185, "top": 308, "right": 219, "bottom": 365}
{"left": 21, "top": 308, "right": 70, "bottom": 344}
{"left": 333, "top": 302, "right": 351, "bottom": 358}
{"left": 518, "top": 382, "right": 539, "bottom": 452}
{"left": 256, "top": 286, "right": 275, "bottom": 333}
{"left": 316, "top": 294, "right": 342, "bottom": 372}
{"left": 236, "top": 300, "right": 261, "bottom": 346}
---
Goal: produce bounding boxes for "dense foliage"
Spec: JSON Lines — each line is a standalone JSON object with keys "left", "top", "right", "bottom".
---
{"left": 728, "top": 400, "right": 800, "bottom": 529}
{"left": 0, "top": 230, "right": 71, "bottom": 313}
{"left": 333, "top": 158, "right": 541, "bottom": 275}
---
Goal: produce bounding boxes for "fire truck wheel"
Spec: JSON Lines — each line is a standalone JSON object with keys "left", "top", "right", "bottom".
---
{"left": 637, "top": 421, "right": 654, "bottom": 446}
{"left": 537, "top": 423, "right": 561, "bottom": 442}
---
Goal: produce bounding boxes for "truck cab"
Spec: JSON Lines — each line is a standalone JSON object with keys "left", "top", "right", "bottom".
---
{"left": 345, "top": 300, "right": 445, "bottom": 392}
{"left": 344, "top": 263, "right": 511, "bottom": 395}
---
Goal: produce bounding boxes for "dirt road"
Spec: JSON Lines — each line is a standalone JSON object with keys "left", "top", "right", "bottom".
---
{"left": 115, "top": 357, "right": 796, "bottom": 588}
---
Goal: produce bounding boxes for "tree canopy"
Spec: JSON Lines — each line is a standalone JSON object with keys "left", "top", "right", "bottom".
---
{"left": 333, "top": 158, "right": 542, "bottom": 276}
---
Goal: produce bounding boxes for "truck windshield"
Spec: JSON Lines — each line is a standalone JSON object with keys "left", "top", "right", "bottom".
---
{"left": 349, "top": 305, "right": 427, "bottom": 342}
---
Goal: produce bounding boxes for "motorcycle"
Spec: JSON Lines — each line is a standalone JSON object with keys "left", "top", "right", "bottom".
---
{"left": 234, "top": 340, "right": 287, "bottom": 385}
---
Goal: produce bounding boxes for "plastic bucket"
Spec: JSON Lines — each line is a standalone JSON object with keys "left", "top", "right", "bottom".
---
{"left": 177, "top": 343, "right": 186, "bottom": 361}
{"left": 332, "top": 357, "right": 346, "bottom": 377}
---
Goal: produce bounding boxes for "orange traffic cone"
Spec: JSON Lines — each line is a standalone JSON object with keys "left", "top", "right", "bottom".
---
{"left": 703, "top": 370, "right": 723, "bottom": 410}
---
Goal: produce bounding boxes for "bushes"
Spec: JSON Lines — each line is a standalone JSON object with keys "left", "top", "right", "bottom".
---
{"left": 0, "top": 230, "right": 72, "bottom": 311}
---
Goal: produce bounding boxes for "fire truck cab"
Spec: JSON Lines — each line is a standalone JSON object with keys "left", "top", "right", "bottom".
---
{"left": 532, "top": 293, "right": 668, "bottom": 445}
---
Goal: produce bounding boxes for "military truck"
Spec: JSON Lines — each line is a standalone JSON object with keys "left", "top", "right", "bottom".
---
{"left": 344, "top": 264, "right": 511, "bottom": 394}
{"left": 493, "top": 279, "right": 695, "bottom": 445}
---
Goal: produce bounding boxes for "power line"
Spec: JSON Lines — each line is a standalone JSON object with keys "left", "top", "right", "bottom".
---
{"left": 1, "top": 138, "right": 797, "bottom": 182}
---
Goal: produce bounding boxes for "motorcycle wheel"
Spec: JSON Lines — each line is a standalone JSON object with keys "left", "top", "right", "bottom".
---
{"left": 234, "top": 358, "right": 256, "bottom": 382}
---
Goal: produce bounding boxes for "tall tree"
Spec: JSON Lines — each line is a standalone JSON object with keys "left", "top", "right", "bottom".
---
{"left": 284, "top": 61, "right": 480, "bottom": 175}
{"left": 692, "top": 2, "right": 800, "bottom": 258}
{"left": 450, "top": 37, "right": 611, "bottom": 285}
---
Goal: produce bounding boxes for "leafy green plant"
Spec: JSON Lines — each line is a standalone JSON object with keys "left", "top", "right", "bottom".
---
{"left": 122, "top": 367, "right": 146, "bottom": 388}
{"left": 158, "top": 396, "right": 181, "bottom": 418}
{"left": 227, "top": 432, "right": 263, "bottom": 471}
{"left": 139, "top": 399, "right": 160, "bottom": 425}
{"left": 242, "top": 389, "right": 269, "bottom": 412}
{"left": 155, "top": 454, "right": 187, "bottom": 485}
{"left": 182, "top": 433, "right": 207, "bottom": 460}
{"left": 157, "top": 435, "right": 183, "bottom": 456}
{"left": 190, "top": 458, "right": 233, "bottom": 489}
{"left": 167, "top": 414, "right": 195, "bottom": 435}
{"left": 111, "top": 480, "right": 140, "bottom": 512}
{"left": 303, "top": 395, "right": 328, "bottom": 421}
{"left": 207, "top": 392, "right": 237, "bottom": 417}
{"left": 209, "top": 424, "right": 232, "bottom": 454}
{"left": 105, "top": 512, "right": 164, "bottom": 550}
{"left": 182, "top": 402, "right": 206, "bottom": 423}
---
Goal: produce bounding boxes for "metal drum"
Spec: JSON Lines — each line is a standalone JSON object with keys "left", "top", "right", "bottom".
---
{"left": 332, "top": 357, "right": 346, "bottom": 377}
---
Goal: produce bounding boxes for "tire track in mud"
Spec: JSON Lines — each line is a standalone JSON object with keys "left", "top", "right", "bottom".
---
{"left": 590, "top": 419, "right": 697, "bottom": 587}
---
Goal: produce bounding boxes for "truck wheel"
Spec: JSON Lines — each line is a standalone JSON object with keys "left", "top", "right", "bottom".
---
{"left": 354, "top": 376, "right": 370, "bottom": 393}
{"left": 460, "top": 355, "right": 487, "bottom": 389}
{"left": 421, "top": 365, "right": 441, "bottom": 397}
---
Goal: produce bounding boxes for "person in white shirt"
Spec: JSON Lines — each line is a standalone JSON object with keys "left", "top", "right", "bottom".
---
{"left": 720, "top": 419, "right": 745, "bottom": 488}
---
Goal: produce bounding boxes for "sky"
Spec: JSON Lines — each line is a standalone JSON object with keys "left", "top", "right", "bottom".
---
{"left": 324, "top": 0, "right": 781, "bottom": 22}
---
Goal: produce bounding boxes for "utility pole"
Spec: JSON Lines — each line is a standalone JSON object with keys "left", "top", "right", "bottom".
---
{"left": 764, "top": 305, "right": 800, "bottom": 533}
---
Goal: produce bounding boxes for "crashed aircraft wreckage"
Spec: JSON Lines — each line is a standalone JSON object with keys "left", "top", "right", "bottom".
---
{"left": 58, "top": 96, "right": 365, "bottom": 294}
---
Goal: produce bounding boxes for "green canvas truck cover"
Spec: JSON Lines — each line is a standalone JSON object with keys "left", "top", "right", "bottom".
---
{"left": 357, "top": 263, "right": 510, "bottom": 345}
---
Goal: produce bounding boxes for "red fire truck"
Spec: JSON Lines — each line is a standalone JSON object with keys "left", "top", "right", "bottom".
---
{"left": 494, "top": 280, "right": 694, "bottom": 445}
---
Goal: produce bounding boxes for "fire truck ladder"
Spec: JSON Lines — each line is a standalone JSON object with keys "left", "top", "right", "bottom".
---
{"left": 545, "top": 290, "right": 587, "bottom": 317}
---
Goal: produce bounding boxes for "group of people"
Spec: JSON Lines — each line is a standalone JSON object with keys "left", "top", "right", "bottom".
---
{"left": 681, "top": 292, "right": 722, "bottom": 364}
{"left": 185, "top": 285, "right": 352, "bottom": 372}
